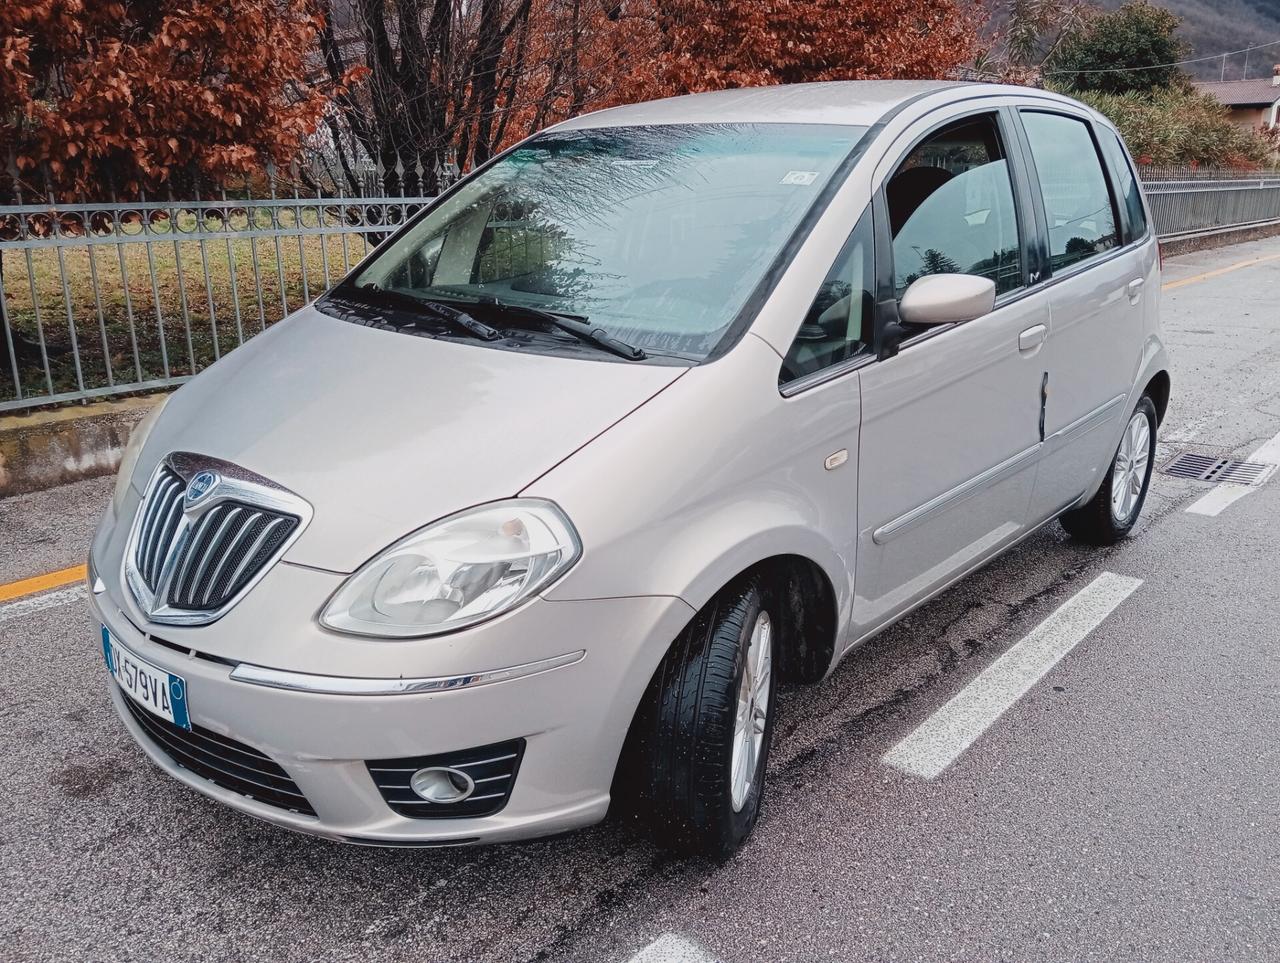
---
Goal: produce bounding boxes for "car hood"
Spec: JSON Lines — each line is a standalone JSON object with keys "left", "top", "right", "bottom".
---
{"left": 134, "top": 307, "right": 687, "bottom": 572}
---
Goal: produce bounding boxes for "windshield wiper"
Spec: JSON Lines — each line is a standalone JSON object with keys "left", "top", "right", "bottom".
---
{"left": 475, "top": 297, "right": 647, "bottom": 361}
{"left": 356, "top": 285, "right": 502, "bottom": 342}
{"left": 419, "top": 299, "right": 503, "bottom": 342}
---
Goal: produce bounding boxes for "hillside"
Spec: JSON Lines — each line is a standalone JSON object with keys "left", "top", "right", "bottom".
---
{"left": 1156, "top": 0, "right": 1280, "bottom": 79}
{"left": 1007, "top": 0, "right": 1280, "bottom": 79}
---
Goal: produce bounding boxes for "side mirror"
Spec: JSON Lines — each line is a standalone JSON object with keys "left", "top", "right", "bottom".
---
{"left": 898, "top": 273, "right": 996, "bottom": 326}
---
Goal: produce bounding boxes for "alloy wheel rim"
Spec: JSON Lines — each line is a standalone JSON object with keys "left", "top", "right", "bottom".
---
{"left": 1111, "top": 411, "right": 1151, "bottom": 523}
{"left": 731, "top": 610, "right": 772, "bottom": 813}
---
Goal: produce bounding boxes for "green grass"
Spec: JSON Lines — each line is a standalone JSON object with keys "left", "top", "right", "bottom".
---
{"left": 1, "top": 206, "right": 394, "bottom": 404}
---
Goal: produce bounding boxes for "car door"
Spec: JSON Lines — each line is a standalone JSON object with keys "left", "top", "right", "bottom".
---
{"left": 1015, "top": 109, "right": 1150, "bottom": 519}
{"left": 852, "top": 105, "right": 1051, "bottom": 636}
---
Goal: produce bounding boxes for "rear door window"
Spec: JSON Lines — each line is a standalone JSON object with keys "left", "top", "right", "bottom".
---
{"left": 1020, "top": 111, "right": 1121, "bottom": 271}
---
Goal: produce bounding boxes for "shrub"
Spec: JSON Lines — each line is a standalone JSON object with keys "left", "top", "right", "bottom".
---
{"left": 1058, "top": 84, "right": 1277, "bottom": 169}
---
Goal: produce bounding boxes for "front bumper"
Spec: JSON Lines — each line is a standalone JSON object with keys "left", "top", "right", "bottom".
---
{"left": 92, "top": 587, "right": 694, "bottom": 846}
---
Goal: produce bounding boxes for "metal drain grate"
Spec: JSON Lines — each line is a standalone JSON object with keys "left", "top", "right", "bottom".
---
{"left": 1163, "top": 451, "right": 1277, "bottom": 486}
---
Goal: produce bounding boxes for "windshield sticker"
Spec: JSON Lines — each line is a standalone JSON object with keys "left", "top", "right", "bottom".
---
{"left": 781, "top": 170, "right": 819, "bottom": 186}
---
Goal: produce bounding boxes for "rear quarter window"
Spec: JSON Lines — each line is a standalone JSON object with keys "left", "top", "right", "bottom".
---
{"left": 1098, "top": 127, "right": 1149, "bottom": 243}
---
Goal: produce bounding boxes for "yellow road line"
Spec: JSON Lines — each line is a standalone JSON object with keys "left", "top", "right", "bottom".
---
{"left": 0, "top": 564, "right": 87, "bottom": 604}
{"left": 1162, "top": 253, "right": 1280, "bottom": 291}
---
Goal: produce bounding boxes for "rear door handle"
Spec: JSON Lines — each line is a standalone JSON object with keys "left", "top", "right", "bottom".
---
{"left": 1019, "top": 323, "right": 1048, "bottom": 351}
{"left": 1127, "top": 278, "right": 1145, "bottom": 301}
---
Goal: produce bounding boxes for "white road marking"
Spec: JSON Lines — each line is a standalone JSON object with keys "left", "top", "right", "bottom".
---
{"left": 0, "top": 586, "right": 86, "bottom": 626}
{"left": 627, "top": 933, "right": 720, "bottom": 963}
{"left": 1185, "top": 427, "right": 1280, "bottom": 517}
{"left": 883, "top": 572, "right": 1142, "bottom": 780}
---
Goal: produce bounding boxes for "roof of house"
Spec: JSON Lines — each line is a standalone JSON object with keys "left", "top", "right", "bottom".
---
{"left": 1193, "top": 77, "right": 1280, "bottom": 108}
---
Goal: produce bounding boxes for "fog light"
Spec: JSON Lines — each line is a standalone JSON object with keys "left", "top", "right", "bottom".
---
{"left": 409, "top": 766, "right": 475, "bottom": 804}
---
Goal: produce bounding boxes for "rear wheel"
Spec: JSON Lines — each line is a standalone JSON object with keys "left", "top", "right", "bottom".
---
{"left": 633, "top": 579, "right": 778, "bottom": 858}
{"left": 1060, "top": 395, "right": 1157, "bottom": 545}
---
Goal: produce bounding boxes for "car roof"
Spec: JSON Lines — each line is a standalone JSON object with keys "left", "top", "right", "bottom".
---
{"left": 554, "top": 80, "right": 975, "bottom": 130}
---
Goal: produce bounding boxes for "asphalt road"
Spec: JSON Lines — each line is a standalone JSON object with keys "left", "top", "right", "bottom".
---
{"left": 3, "top": 237, "right": 1280, "bottom": 963}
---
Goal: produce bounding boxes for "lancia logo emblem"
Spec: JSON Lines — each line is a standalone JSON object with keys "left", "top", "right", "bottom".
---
{"left": 185, "top": 470, "right": 219, "bottom": 507}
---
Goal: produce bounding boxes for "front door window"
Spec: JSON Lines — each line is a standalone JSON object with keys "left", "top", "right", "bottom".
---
{"left": 886, "top": 114, "right": 1023, "bottom": 298}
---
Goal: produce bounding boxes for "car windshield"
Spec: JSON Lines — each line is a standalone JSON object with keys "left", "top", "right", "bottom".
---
{"left": 338, "top": 123, "right": 869, "bottom": 360}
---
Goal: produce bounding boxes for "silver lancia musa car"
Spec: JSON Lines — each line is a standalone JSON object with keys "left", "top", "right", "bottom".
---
{"left": 91, "top": 81, "right": 1168, "bottom": 856}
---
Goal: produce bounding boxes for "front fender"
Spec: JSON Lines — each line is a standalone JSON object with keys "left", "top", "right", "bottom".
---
{"left": 552, "top": 491, "right": 851, "bottom": 631}
{"left": 527, "top": 335, "right": 860, "bottom": 659}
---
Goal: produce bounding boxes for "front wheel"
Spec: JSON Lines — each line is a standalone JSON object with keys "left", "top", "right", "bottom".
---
{"left": 1060, "top": 395, "right": 1158, "bottom": 545}
{"left": 633, "top": 579, "right": 778, "bottom": 858}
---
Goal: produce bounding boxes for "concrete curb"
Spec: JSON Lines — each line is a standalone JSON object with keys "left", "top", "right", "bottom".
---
{"left": 0, "top": 395, "right": 164, "bottom": 499}
{"left": 1158, "top": 220, "right": 1280, "bottom": 257}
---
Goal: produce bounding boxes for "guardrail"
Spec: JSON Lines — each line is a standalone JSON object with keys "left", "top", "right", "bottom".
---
{"left": 1141, "top": 171, "right": 1280, "bottom": 240}
{"left": 2, "top": 170, "right": 1279, "bottom": 413}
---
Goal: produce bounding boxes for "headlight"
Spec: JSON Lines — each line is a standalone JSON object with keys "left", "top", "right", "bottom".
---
{"left": 320, "top": 499, "right": 581, "bottom": 638}
{"left": 112, "top": 395, "right": 169, "bottom": 513}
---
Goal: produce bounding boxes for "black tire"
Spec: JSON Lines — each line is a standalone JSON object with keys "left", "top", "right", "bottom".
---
{"left": 1060, "top": 394, "right": 1158, "bottom": 546}
{"left": 632, "top": 578, "right": 779, "bottom": 858}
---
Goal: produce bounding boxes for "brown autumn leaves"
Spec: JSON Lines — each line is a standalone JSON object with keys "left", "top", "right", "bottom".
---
{"left": 0, "top": 0, "right": 982, "bottom": 198}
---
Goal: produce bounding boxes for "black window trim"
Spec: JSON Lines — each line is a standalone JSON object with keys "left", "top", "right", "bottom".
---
{"left": 1003, "top": 104, "right": 1051, "bottom": 287}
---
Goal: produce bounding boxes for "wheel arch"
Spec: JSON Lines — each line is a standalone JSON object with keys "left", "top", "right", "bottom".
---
{"left": 633, "top": 545, "right": 845, "bottom": 691}
{"left": 1144, "top": 369, "right": 1171, "bottom": 424}
{"left": 745, "top": 553, "right": 841, "bottom": 685}
{"left": 608, "top": 550, "right": 842, "bottom": 817}
{"left": 665, "top": 523, "right": 849, "bottom": 685}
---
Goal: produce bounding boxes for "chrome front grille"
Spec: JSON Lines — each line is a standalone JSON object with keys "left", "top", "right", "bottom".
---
{"left": 134, "top": 466, "right": 186, "bottom": 592}
{"left": 125, "top": 453, "right": 311, "bottom": 626}
{"left": 165, "top": 502, "right": 298, "bottom": 610}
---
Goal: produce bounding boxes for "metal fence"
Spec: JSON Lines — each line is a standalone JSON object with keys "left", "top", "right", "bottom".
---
{"left": 2, "top": 166, "right": 1279, "bottom": 413}
{"left": 1139, "top": 169, "right": 1280, "bottom": 240}
{"left": 0, "top": 179, "right": 434, "bottom": 413}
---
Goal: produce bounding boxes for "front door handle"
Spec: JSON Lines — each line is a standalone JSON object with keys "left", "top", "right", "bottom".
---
{"left": 1019, "top": 323, "right": 1048, "bottom": 351}
{"left": 1127, "top": 278, "right": 1145, "bottom": 302}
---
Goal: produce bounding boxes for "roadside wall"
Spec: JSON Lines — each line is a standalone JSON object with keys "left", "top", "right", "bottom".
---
{"left": 0, "top": 395, "right": 161, "bottom": 498}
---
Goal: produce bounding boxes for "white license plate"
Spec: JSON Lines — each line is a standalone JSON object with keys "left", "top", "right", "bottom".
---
{"left": 101, "top": 626, "right": 191, "bottom": 730}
